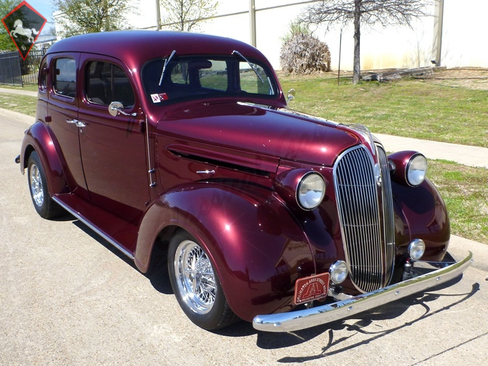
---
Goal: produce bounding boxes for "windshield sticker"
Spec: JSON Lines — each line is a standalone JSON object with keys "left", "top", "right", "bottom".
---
{"left": 151, "top": 93, "right": 168, "bottom": 103}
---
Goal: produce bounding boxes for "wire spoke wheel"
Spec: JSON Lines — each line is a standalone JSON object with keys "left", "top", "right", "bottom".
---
{"left": 174, "top": 240, "right": 217, "bottom": 315}
{"left": 168, "top": 231, "right": 239, "bottom": 330}
{"left": 29, "top": 163, "right": 44, "bottom": 207}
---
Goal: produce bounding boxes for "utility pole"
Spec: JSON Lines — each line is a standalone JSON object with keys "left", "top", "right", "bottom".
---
{"left": 432, "top": 0, "right": 444, "bottom": 66}
{"left": 249, "top": 0, "right": 256, "bottom": 47}
{"left": 155, "top": 0, "right": 161, "bottom": 30}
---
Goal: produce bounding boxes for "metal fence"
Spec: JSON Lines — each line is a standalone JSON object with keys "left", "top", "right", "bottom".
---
{"left": 0, "top": 48, "right": 47, "bottom": 86}
{"left": 0, "top": 52, "right": 22, "bottom": 86}
{"left": 21, "top": 48, "right": 47, "bottom": 85}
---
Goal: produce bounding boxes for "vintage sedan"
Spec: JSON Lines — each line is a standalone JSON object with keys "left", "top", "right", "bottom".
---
{"left": 17, "top": 31, "right": 471, "bottom": 332}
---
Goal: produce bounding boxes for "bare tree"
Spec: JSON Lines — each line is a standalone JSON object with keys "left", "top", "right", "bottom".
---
{"left": 53, "top": 0, "right": 132, "bottom": 38}
{"left": 161, "top": 0, "right": 218, "bottom": 32}
{"left": 300, "top": 0, "right": 431, "bottom": 84}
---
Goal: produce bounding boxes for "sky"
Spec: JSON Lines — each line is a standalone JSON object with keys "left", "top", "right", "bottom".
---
{"left": 5, "top": 1, "right": 486, "bottom": 69}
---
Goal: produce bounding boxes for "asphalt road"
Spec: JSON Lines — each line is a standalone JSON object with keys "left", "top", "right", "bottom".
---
{"left": 1, "top": 108, "right": 487, "bottom": 365}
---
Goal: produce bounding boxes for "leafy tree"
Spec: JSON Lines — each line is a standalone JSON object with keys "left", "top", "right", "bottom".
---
{"left": 53, "top": 0, "right": 132, "bottom": 38}
{"left": 161, "top": 0, "right": 218, "bottom": 32}
{"left": 300, "top": 0, "right": 430, "bottom": 84}
{"left": 0, "top": 0, "right": 21, "bottom": 51}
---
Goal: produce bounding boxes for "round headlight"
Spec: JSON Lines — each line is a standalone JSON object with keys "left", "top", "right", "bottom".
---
{"left": 296, "top": 172, "right": 326, "bottom": 210}
{"left": 408, "top": 239, "right": 425, "bottom": 260}
{"left": 329, "top": 260, "right": 348, "bottom": 284}
{"left": 406, "top": 154, "right": 427, "bottom": 187}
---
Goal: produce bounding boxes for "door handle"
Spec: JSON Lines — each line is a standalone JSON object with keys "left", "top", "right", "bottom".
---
{"left": 66, "top": 119, "right": 86, "bottom": 128}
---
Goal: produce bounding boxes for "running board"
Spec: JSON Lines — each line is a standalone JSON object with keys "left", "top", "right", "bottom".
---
{"left": 53, "top": 194, "right": 136, "bottom": 260}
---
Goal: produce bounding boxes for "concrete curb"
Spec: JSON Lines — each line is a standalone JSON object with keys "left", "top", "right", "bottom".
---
{"left": 450, "top": 235, "right": 488, "bottom": 273}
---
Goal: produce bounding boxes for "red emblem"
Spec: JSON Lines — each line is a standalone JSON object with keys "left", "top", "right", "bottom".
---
{"left": 294, "top": 272, "right": 330, "bottom": 305}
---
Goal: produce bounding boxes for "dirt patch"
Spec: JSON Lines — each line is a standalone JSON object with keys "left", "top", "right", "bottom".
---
{"left": 421, "top": 67, "right": 488, "bottom": 90}
{"left": 278, "top": 67, "right": 488, "bottom": 90}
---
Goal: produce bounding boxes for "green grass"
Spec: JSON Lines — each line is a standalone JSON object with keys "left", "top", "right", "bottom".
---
{"left": 428, "top": 160, "right": 488, "bottom": 244}
{"left": 280, "top": 74, "right": 488, "bottom": 148}
{"left": 0, "top": 93, "right": 36, "bottom": 116}
{"left": 0, "top": 84, "right": 38, "bottom": 92}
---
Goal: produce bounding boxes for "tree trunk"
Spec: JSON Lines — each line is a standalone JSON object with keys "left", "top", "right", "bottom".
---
{"left": 353, "top": 0, "right": 361, "bottom": 84}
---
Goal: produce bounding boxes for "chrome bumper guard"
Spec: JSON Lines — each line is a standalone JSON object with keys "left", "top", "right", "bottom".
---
{"left": 253, "top": 251, "right": 472, "bottom": 332}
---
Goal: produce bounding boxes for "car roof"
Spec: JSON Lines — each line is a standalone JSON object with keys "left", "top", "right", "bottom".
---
{"left": 47, "top": 30, "right": 268, "bottom": 68}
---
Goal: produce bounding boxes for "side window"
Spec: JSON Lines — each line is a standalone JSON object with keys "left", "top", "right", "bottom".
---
{"left": 53, "top": 58, "right": 76, "bottom": 98}
{"left": 85, "top": 61, "right": 135, "bottom": 108}
{"left": 38, "top": 60, "right": 47, "bottom": 93}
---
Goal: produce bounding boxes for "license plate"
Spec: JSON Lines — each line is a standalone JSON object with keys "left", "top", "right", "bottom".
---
{"left": 294, "top": 272, "right": 330, "bottom": 305}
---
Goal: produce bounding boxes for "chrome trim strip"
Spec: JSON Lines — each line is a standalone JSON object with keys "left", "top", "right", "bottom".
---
{"left": 253, "top": 251, "right": 472, "bottom": 332}
{"left": 52, "top": 196, "right": 135, "bottom": 260}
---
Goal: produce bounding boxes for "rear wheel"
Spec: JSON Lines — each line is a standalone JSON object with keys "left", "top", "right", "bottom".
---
{"left": 168, "top": 231, "right": 238, "bottom": 330}
{"left": 27, "top": 151, "right": 63, "bottom": 219}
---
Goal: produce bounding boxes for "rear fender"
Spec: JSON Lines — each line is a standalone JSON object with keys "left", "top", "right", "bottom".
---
{"left": 20, "top": 121, "right": 68, "bottom": 195}
{"left": 135, "top": 181, "right": 313, "bottom": 321}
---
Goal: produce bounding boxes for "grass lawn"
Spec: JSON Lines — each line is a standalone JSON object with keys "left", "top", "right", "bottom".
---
{"left": 0, "top": 93, "right": 36, "bottom": 116}
{"left": 428, "top": 160, "right": 488, "bottom": 244}
{"left": 280, "top": 73, "right": 488, "bottom": 148}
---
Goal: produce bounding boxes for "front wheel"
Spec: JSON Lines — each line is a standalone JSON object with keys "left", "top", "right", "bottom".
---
{"left": 168, "top": 231, "right": 238, "bottom": 330}
{"left": 27, "top": 151, "right": 63, "bottom": 219}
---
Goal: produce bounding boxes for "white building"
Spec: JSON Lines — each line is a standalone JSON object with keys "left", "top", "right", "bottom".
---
{"left": 70, "top": 0, "right": 488, "bottom": 71}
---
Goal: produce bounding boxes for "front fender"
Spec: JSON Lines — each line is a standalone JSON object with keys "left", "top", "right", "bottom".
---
{"left": 392, "top": 177, "right": 450, "bottom": 261}
{"left": 135, "top": 181, "right": 313, "bottom": 321}
{"left": 20, "top": 121, "right": 68, "bottom": 195}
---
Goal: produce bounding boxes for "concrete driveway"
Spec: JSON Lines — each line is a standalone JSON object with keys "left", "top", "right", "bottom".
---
{"left": 1, "top": 108, "right": 487, "bottom": 365}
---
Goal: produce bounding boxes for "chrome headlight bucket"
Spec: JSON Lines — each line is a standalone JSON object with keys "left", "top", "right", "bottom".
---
{"left": 408, "top": 239, "right": 426, "bottom": 260}
{"left": 406, "top": 154, "right": 427, "bottom": 187}
{"left": 329, "top": 260, "right": 348, "bottom": 285}
{"left": 296, "top": 172, "right": 326, "bottom": 210}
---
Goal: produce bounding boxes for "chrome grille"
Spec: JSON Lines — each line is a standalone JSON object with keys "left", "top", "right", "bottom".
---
{"left": 333, "top": 145, "right": 395, "bottom": 293}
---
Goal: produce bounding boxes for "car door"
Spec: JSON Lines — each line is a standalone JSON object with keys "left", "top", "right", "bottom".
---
{"left": 77, "top": 55, "right": 150, "bottom": 227}
{"left": 46, "top": 53, "right": 90, "bottom": 200}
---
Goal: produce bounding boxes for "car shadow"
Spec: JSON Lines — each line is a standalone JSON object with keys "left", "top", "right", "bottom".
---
{"left": 66, "top": 218, "right": 479, "bottom": 347}
{"left": 259, "top": 281, "right": 480, "bottom": 359}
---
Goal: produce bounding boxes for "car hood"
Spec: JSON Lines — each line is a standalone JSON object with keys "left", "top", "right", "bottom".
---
{"left": 156, "top": 101, "right": 361, "bottom": 172}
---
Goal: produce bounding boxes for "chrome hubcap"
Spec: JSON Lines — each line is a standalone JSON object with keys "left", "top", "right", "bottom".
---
{"left": 174, "top": 240, "right": 216, "bottom": 315}
{"left": 29, "top": 163, "right": 44, "bottom": 207}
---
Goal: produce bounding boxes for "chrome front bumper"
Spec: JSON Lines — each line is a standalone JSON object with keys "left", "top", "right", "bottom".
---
{"left": 253, "top": 251, "right": 472, "bottom": 332}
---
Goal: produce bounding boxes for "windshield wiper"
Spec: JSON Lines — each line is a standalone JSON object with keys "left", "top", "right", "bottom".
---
{"left": 232, "top": 50, "right": 264, "bottom": 84}
{"left": 158, "top": 50, "right": 176, "bottom": 86}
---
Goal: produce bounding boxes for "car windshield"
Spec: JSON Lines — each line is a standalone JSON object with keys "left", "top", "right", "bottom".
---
{"left": 142, "top": 55, "right": 278, "bottom": 105}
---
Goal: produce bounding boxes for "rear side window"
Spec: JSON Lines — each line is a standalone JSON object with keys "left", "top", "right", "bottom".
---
{"left": 53, "top": 58, "right": 76, "bottom": 98}
{"left": 85, "top": 61, "right": 135, "bottom": 108}
{"left": 38, "top": 60, "right": 47, "bottom": 93}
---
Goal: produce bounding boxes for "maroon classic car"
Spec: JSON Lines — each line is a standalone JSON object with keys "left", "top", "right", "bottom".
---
{"left": 17, "top": 31, "right": 471, "bottom": 332}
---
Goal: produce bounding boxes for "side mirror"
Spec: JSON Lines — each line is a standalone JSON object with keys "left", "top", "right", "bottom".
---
{"left": 108, "top": 101, "right": 136, "bottom": 117}
{"left": 287, "top": 88, "right": 296, "bottom": 102}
